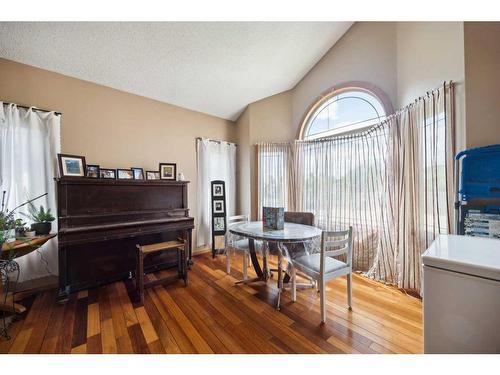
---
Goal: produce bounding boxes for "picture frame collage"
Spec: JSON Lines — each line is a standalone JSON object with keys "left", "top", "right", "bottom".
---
{"left": 211, "top": 180, "right": 227, "bottom": 257}
{"left": 57, "top": 154, "right": 178, "bottom": 181}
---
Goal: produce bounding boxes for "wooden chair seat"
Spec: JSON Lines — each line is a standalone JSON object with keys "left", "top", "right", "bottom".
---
{"left": 135, "top": 238, "right": 188, "bottom": 305}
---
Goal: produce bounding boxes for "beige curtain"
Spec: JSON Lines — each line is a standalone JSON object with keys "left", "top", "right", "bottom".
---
{"left": 256, "top": 82, "right": 455, "bottom": 293}
{"left": 293, "top": 127, "right": 390, "bottom": 272}
{"left": 256, "top": 142, "right": 294, "bottom": 219}
{"left": 367, "top": 82, "right": 456, "bottom": 292}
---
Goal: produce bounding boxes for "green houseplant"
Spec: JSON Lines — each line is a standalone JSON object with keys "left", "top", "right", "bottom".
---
{"left": 23, "top": 203, "right": 55, "bottom": 235}
{"left": 1, "top": 191, "right": 50, "bottom": 241}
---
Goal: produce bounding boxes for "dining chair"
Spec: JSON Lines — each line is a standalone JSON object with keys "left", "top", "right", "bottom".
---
{"left": 270, "top": 211, "right": 315, "bottom": 279}
{"left": 271, "top": 211, "right": 315, "bottom": 310}
{"left": 290, "top": 227, "right": 353, "bottom": 323}
{"left": 225, "top": 214, "right": 252, "bottom": 281}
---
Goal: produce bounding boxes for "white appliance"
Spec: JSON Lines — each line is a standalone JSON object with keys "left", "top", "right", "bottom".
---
{"left": 422, "top": 234, "right": 500, "bottom": 354}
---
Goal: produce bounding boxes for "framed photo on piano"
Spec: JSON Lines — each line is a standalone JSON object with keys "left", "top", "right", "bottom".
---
{"left": 159, "top": 163, "right": 177, "bottom": 180}
{"left": 86, "top": 164, "right": 100, "bottom": 178}
{"left": 58, "top": 153, "right": 86, "bottom": 178}
{"left": 146, "top": 171, "right": 160, "bottom": 180}
{"left": 100, "top": 168, "right": 116, "bottom": 179}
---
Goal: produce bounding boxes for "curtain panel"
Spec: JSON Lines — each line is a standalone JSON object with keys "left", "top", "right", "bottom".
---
{"left": 367, "top": 82, "right": 456, "bottom": 291}
{"left": 257, "top": 82, "right": 455, "bottom": 293}
{"left": 196, "top": 138, "right": 236, "bottom": 247}
{"left": 0, "top": 102, "right": 61, "bottom": 281}
{"left": 256, "top": 142, "right": 294, "bottom": 218}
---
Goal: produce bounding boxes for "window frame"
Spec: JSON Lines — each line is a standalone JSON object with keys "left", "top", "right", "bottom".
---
{"left": 298, "top": 83, "right": 393, "bottom": 140}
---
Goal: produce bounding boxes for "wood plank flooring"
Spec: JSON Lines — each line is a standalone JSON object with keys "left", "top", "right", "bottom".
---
{"left": 0, "top": 252, "right": 423, "bottom": 354}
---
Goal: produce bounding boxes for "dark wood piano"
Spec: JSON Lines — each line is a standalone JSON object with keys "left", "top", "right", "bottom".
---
{"left": 57, "top": 178, "right": 194, "bottom": 299}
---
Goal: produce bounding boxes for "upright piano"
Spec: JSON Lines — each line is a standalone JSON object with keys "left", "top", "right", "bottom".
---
{"left": 57, "top": 178, "right": 194, "bottom": 299}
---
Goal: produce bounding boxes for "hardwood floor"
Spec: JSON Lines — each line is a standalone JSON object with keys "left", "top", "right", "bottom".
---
{"left": 0, "top": 252, "right": 423, "bottom": 354}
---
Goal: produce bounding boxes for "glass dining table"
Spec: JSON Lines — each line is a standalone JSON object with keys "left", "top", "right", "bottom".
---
{"left": 227, "top": 221, "right": 322, "bottom": 309}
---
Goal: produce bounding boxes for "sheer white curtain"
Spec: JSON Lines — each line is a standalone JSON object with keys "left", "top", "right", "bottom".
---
{"left": 257, "top": 82, "right": 455, "bottom": 293}
{"left": 367, "top": 82, "right": 456, "bottom": 292}
{"left": 294, "top": 126, "right": 391, "bottom": 272}
{"left": 256, "top": 142, "right": 294, "bottom": 219}
{"left": 0, "top": 102, "right": 60, "bottom": 281}
{"left": 196, "top": 138, "right": 236, "bottom": 247}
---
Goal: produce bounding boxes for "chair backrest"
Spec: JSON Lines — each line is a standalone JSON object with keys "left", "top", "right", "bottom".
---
{"left": 227, "top": 214, "right": 250, "bottom": 226}
{"left": 284, "top": 211, "right": 315, "bottom": 226}
{"left": 320, "top": 227, "right": 353, "bottom": 274}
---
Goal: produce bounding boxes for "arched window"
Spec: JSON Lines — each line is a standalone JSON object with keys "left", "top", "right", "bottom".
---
{"left": 301, "top": 88, "right": 387, "bottom": 140}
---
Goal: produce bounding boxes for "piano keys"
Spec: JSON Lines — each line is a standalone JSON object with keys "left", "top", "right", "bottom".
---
{"left": 57, "top": 178, "right": 194, "bottom": 299}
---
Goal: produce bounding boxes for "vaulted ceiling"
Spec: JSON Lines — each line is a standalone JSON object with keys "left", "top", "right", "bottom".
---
{"left": 0, "top": 22, "right": 352, "bottom": 120}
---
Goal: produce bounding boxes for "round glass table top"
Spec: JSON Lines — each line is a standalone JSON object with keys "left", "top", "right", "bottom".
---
{"left": 229, "top": 221, "right": 321, "bottom": 243}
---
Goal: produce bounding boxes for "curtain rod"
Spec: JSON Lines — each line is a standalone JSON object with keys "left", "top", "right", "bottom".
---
{"left": 2, "top": 101, "right": 62, "bottom": 116}
{"left": 196, "top": 137, "right": 237, "bottom": 147}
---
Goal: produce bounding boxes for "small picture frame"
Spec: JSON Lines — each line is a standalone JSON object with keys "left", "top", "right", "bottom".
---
{"left": 213, "top": 217, "right": 226, "bottom": 232}
{"left": 86, "top": 164, "right": 100, "bottom": 178}
{"left": 100, "top": 168, "right": 116, "bottom": 179}
{"left": 213, "top": 200, "right": 225, "bottom": 214}
{"left": 159, "top": 163, "right": 177, "bottom": 180}
{"left": 146, "top": 171, "right": 160, "bottom": 180}
{"left": 213, "top": 183, "right": 224, "bottom": 197}
{"left": 117, "top": 169, "right": 134, "bottom": 179}
{"left": 131, "top": 167, "right": 144, "bottom": 180}
{"left": 58, "top": 154, "right": 86, "bottom": 178}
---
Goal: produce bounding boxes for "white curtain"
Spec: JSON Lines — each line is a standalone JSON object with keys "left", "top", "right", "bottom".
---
{"left": 294, "top": 126, "right": 390, "bottom": 272}
{"left": 367, "top": 82, "right": 456, "bottom": 292}
{"left": 0, "top": 102, "right": 61, "bottom": 281}
{"left": 257, "top": 82, "right": 455, "bottom": 293}
{"left": 196, "top": 138, "right": 236, "bottom": 247}
{"left": 256, "top": 142, "right": 294, "bottom": 219}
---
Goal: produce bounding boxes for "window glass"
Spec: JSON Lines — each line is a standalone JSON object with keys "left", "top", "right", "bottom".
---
{"left": 304, "top": 89, "right": 386, "bottom": 139}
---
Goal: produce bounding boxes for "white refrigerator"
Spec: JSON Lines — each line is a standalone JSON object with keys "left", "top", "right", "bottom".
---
{"left": 422, "top": 235, "right": 500, "bottom": 354}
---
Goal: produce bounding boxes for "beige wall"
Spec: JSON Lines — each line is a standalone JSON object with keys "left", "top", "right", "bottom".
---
{"left": 292, "top": 22, "right": 398, "bottom": 134}
{"left": 236, "top": 106, "right": 251, "bottom": 217}
{"left": 236, "top": 90, "right": 292, "bottom": 219}
{"left": 464, "top": 22, "right": 500, "bottom": 148}
{"left": 396, "top": 22, "right": 466, "bottom": 150}
{"left": 0, "top": 58, "right": 236, "bottom": 251}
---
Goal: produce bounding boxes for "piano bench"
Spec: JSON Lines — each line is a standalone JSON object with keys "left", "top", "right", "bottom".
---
{"left": 135, "top": 239, "right": 188, "bottom": 305}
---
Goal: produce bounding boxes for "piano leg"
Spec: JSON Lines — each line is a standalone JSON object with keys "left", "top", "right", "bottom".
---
{"left": 187, "top": 228, "right": 193, "bottom": 268}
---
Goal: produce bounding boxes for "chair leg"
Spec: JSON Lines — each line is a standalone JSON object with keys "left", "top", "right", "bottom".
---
{"left": 276, "top": 253, "right": 283, "bottom": 310}
{"left": 320, "top": 279, "right": 326, "bottom": 323}
{"left": 226, "top": 251, "right": 231, "bottom": 275}
{"left": 347, "top": 273, "right": 352, "bottom": 310}
{"left": 291, "top": 267, "right": 297, "bottom": 302}
{"left": 242, "top": 251, "right": 248, "bottom": 281}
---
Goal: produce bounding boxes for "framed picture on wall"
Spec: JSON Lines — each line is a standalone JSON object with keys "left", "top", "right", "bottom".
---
{"left": 86, "top": 164, "right": 100, "bottom": 178}
{"left": 213, "top": 199, "right": 225, "bottom": 214}
{"left": 131, "top": 167, "right": 144, "bottom": 180}
{"left": 159, "top": 163, "right": 177, "bottom": 180}
{"left": 213, "top": 217, "right": 226, "bottom": 232}
{"left": 146, "top": 171, "right": 160, "bottom": 180}
{"left": 213, "top": 183, "right": 224, "bottom": 197}
{"left": 100, "top": 168, "right": 116, "bottom": 179}
{"left": 58, "top": 154, "right": 86, "bottom": 177}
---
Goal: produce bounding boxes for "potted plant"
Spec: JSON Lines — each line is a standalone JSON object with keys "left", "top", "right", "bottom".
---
{"left": 24, "top": 203, "right": 55, "bottom": 235}
{"left": 0, "top": 212, "right": 16, "bottom": 243}
{"left": 14, "top": 218, "right": 29, "bottom": 237}
{"left": 1, "top": 191, "right": 50, "bottom": 240}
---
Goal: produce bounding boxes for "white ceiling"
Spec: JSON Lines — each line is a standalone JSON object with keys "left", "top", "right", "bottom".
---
{"left": 0, "top": 22, "right": 352, "bottom": 120}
